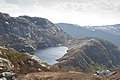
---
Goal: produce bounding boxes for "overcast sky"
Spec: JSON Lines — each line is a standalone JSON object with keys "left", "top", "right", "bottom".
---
{"left": 0, "top": 0, "right": 120, "bottom": 26}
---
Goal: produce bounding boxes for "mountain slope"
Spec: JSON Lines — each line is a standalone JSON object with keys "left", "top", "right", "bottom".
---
{"left": 0, "top": 12, "right": 70, "bottom": 52}
{"left": 57, "top": 23, "right": 120, "bottom": 47}
{"left": 57, "top": 38, "right": 120, "bottom": 71}
{"left": 0, "top": 46, "right": 50, "bottom": 74}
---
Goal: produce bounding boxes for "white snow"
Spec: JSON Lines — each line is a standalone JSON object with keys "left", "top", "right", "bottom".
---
{"left": 41, "top": 64, "right": 46, "bottom": 67}
{"left": 34, "top": 21, "right": 37, "bottom": 23}
{"left": 5, "top": 21, "right": 9, "bottom": 25}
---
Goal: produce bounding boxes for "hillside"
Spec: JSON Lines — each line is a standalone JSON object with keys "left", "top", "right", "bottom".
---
{"left": 0, "top": 12, "right": 70, "bottom": 52}
{"left": 16, "top": 70, "right": 120, "bottom": 80}
{"left": 57, "top": 23, "right": 120, "bottom": 47}
{"left": 1, "top": 12, "right": 120, "bottom": 80}
{"left": 0, "top": 46, "right": 50, "bottom": 74}
{"left": 57, "top": 38, "right": 120, "bottom": 71}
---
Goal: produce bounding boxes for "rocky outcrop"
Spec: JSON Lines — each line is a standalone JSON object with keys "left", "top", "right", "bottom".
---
{"left": 57, "top": 38, "right": 120, "bottom": 71}
{"left": 0, "top": 12, "right": 70, "bottom": 52}
{"left": 0, "top": 46, "right": 50, "bottom": 74}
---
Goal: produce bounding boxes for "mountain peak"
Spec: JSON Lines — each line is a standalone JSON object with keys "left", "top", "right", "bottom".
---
{"left": 0, "top": 12, "right": 11, "bottom": 20}
{"left": 0, "top": 12, "right": 70, "bottom": 52}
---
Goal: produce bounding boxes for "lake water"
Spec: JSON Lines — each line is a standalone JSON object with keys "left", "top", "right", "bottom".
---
{"left": 34, "top": 46, "right": 68, "bottom": 64}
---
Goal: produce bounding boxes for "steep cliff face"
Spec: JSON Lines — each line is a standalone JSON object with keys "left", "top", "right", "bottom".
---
{"left": 0, "top": 12, "right": 69, "bottom": 52}
{"left": 57, "top": 38, "right": 120, "bottom": 71}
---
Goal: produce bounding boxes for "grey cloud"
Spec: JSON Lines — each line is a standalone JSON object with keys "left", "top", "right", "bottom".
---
{"left": 4, "top": 0, "right": 120, "bottom": 13}
{"left": 52, "top": 0, "right": 120, "bottom": 13}
{"left": 5, "top": 0, "right": 20, "bottom": 4}
{"left": 4, "top": 0, "right": 83, "bottom": 6}
{"left": 4, "top": 0, "right": 40, "bottom": 6}
{"left": 5, "top": 0, "right": 28, "bottom": 5}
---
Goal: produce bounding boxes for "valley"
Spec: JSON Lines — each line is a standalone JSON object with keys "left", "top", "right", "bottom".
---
{"left": 0, "top": 12, "right": 120, "bottom": 80}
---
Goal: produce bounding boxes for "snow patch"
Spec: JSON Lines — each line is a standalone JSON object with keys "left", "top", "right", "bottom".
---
{"left": 5, "top": 22, "right": 9, "bottom": 25}
{"left": 34, "top": 21, "right": 37, "bottom": 23}
{"left": 41, "top": 64, "right": 46, "bottom": 67}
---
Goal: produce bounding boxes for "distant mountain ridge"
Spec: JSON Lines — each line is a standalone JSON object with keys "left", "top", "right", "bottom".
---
{"left": 56, "top": 23, "right": 120, "bottom": 47}
{"left": 0, "top": 12, "right": 70, "bottom": 52}
{"left": 86, "top": 24, "right": 120, "bottom": 35}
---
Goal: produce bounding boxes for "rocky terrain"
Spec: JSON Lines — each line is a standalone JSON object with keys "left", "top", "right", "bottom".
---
{"left": 15, "top": 70, "right": 120, "bottom": 80}
{"left": 0, "top": 46, "right": 50, "bottom": 74}
{"left": 0, "top": 12, "right": 70, "bottom": 52}
{"left": 57, "top": 38, "right": 120, "bottom": 71}
{"left": 1, "top": 12, "right": 120, "bottom": 80}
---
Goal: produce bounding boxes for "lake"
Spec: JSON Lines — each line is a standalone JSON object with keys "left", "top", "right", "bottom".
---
{"left": 34, "top": 46, "right": 68, "bottom": 64}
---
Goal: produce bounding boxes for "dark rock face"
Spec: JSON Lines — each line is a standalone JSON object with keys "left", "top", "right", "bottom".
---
{"left": 57, "top": 38, "right": 120, "bottom": 71}
{"left": 0, "top": 12, "right": 70, "bottom": 52}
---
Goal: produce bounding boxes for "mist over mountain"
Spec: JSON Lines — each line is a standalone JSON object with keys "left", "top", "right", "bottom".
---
{"left": 57, "top": 23, "right": 120, "bottom": 47}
